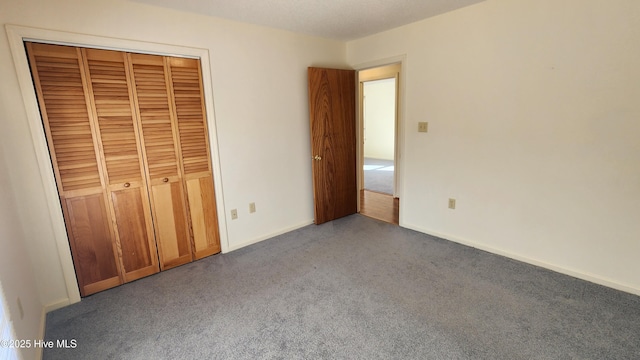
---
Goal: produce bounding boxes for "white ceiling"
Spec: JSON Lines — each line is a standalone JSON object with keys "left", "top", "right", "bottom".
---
{"left": 130, "top": 0, "right": 485, "bottom": 41}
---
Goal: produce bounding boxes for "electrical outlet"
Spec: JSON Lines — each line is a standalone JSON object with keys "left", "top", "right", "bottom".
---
{"left": 249, "top": 202, "right": 256, "bottom": 213}
{"left": 231, "top": 209, "right": 238, "bottom": 220}
{"left": 418, "top": 122, "right": 428, "bottom": 133}
{"left": 448, "top": 198, "right": 456, "bottom": 209}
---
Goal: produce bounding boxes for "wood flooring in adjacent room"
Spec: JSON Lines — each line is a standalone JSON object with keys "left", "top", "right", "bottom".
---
{"left": 359, "top": 189, "right": 399, "bottom": 225}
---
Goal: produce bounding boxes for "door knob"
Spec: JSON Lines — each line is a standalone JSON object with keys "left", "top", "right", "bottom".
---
{"left": 314, "top": 155, "right": 322, "bottom": 161}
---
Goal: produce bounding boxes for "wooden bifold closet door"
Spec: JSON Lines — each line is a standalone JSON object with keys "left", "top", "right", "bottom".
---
{"left": 83, "top": 48, "right": 159, "bottom": 282}
{"left": 26, "top": 42, "right": 221, "bottom": 296}
{"left": 168, "top": 57, "right": 221, "bottom": 259}
{"left": 128, "top": 53, "right": 193, "bottom": 270}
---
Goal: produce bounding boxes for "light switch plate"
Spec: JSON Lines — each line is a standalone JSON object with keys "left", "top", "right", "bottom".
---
{"left": 418, "top": 122, "right": 428, "bottom": 132}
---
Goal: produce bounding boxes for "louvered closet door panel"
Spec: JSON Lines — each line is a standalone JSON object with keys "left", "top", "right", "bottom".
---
{"left": 129, "top": 53, "right": 192, "bottom": 269}
{"left": 83, "top": 48, "right": 159, "bottom": 281}
{"left": 168, "top": 57, "right": 221, "bottom": 258}
{"left": 26, "top": 43, "right": 103, "bottom": 193}
{"left": 26, "top": 42, "right": 122, "bottom": 296}
{"left": 169, "top": 58, "right": 210, "bottom": 174}
{"left": 84, "top": 49, "right": 144, "bottom": 184}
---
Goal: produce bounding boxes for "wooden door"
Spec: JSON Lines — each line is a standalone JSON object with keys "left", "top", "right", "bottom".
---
{"left": 307, "top": 67, "right": 357, "bottom": 225}
{"left": 168, "top": 57, "right": 221, "bottom": 259}
{"left": 82, "top": 48, "right": 159, "bottom": 282}
{"left": 26, "top": 43, "right": 123, "bottom": 296}
{"left": 128, "top": 53, "right": 193, "bottom": 270}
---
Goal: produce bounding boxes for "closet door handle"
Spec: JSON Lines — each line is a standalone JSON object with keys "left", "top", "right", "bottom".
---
{"left": 123, "top": 182, "right": 130, "bottom": 188}
{"left": 162, "top": 177, "right": 169, "bottom": 183}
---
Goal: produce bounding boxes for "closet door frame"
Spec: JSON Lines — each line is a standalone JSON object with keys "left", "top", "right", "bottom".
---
{"left": 6, "top": 25, "right": 229, "bottom": 309}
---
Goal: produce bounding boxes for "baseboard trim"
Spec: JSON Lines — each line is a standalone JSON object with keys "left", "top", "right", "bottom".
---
{"left": 44, "top": 298, "right": 72, "bottom": 313}
{"left": 225, "top": 220, "right": 314, "bottom": 253}
{"left": 402, "top": 222, "right": 640, "bottom": 297}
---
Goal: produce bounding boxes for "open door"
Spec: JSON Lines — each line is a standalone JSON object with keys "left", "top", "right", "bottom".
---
{"left": 308, "top": 67, "right": 357, "bottom": 225}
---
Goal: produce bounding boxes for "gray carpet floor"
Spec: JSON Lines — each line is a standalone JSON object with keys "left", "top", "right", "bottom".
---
{"left": 44, "top": 215, "right": 640, "bottom": 359}
{"left": 364, "top": 157, "right": 394, "bottom": 195}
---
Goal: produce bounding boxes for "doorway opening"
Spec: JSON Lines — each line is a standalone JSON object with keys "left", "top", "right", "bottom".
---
{"left": 358, "top": 64, "right": 400, "bottom": 225}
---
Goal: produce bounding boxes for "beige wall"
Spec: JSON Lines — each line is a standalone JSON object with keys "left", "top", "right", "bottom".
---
{"left": 0, "top": 0, "right": 347, "bottom": 342}
{"left": 348, "top": 0, "right": 640, "bottom": 294}
{"left": 0, "top": 148, "right": 42, "bottom": 360}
